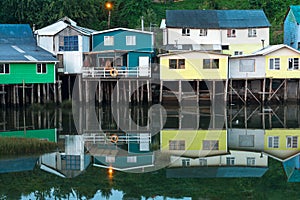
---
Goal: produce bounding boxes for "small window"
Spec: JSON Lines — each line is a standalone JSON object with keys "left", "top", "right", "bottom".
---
{"left": 127, "top": 156, "right": 137, "bottom": 163}
{"left": 288, "top": 58, "right": 299, "bottom": 70}
{"left": 182, "top": 28, "right": 190, "bottom": 36}
{"left": 169, "top": 140, "right": 185, "bottom": 150}
{"left": 239, "top": 59, "right": 255, "bottom": 72}
{"left": 248, "top": 28, "right": 257, "bottom": 37}
{"left": 199, "top": 29, "right": 207, "bottom": 36}
{"left": 203, "top": 59, "right": 219, "bottom": 69}
{"left": 126, "top": 36, "right": 136, "bottom": 45}
{"left": 182, "top": 159, "right": 190, "bottom": 167}
{"left": 104, "top": 36, "right": 114, "bottom": 46}
{"left": 59, "top": 36, "right": 78, "bottom": 51}
{"left": 268, "top": 136, "right": 279, "bottom": 148}
{"left": 286, "top": 136, "right": 298, "bottom": 148}
{"left": 106, "top": 156, "right": 115, "bottom": 163}
{"left": 226, "top": 157, "right": 235, "bottom": 165}
{"left": 221, "top": 45, "right": 229, "bottom": 50}
{"left": 0, "top": 64, "right": 10, "bottom": 74}
{"left": 199, "top": 158, "right": 207, "bottom": 166}
{"left": 227, "top": 29, "right": 236, "bottom": 37}
{"left": 247, "top": 157, "right": 255, "bottom": 166}
{"left": 269, "top": 58, "right": 280, "bottom": 70}
{"left": 234, "top": 51, "right": 243, "bottom": 55}
{"left": 169, "top": 59, "right": 185, "bottom": 69}
{"left": 203, "top": 140, "right": 219, "bottom": 150}
{"left": 37, "top": 63, "right": 47, "bottom": 74}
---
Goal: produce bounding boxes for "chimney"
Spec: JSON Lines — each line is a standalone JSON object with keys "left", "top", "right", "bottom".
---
{"left": 261, "top": 39, "right": 265, "bottom": 49}
{"left": 141, "top": 16, "right": 144, "bottom": 31}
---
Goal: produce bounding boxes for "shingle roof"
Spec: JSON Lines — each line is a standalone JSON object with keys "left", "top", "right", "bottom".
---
{"left": 289, "top": 5, "right": 300, "bottom": 24}
{"left": 166, "top": 10, "right": 271, "bottom": 29}
{"left": 0, "top": 24, "right": 57, "bottom": 62}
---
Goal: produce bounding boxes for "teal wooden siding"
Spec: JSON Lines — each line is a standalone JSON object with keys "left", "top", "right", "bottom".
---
{"left": 93, "top": 30, "right": 153, "bottom": 52}
{"left": 0, "top": 129, "right": 57, "bottom": 142}
{"left": 0, "top": 63, "right": 55, "bottom": 84}
{"left": 127, "top": 52, "right": 152, "bottom": 69}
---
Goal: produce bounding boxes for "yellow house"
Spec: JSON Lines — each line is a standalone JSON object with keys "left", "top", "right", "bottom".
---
{"left": 159, "top": 51, "right": 229, "bottom": 80}
{"left": 258, "top": 44, "right": 300, "bottom": 79}
{"left": 264, "top": 129, "right": 300, "bottom": 161}
{"left": 160, "top": 129, "right": 227, "bottom": 157}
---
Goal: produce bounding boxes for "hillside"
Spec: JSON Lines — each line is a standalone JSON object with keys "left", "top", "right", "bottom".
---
{"left": 0, "top": 0, "right": 299, "bottom": 44}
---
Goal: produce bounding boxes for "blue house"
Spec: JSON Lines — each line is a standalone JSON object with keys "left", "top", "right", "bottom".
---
{"left": 284, "top": 5, "right": 300, "bottom": 50}
{"left": 282, "top": 154, "right": 300, "bottom": 182}
{"left": 82, "top": 28, "right": 154, "bottom": 78}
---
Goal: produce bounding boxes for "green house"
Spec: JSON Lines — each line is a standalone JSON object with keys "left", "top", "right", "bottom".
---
{"left": 0, "top": 24, "right": 57, "bottom": 84}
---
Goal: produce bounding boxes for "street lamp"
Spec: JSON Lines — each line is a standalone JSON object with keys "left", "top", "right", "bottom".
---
{"left": 105, "top": 2, "right": 113, "bottom": 28}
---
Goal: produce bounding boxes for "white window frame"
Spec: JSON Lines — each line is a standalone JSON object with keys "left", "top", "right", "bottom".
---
{"left": 199, "top": 158, "right": 207, "bottom": 166}
{"left": 239, "top": 59, "right": 255, "bottom": 72}
{"left": 288, "top": 58, "right": 299, "bottom": 70}
{"left": 234, "top": 51, "right": 243, "bottom": 55}
{"left": 227, "top": 29, "right": 236, "bottom": 37}
{"left": 104, "top": 36, "right": 114, "bottom": 46}
{"left": 247, "top": 157, "right": 256, "bottom": 166}
{"left": 0, "top": 63, "right": 10, "bottom": 74}
{"left": 126, "top": 35, "right": 136, "bottom": 46}
{"left": 248, "top": 28, "right": 257, "bottom": 37}
{"left": 169, "top": 140, "right": 185, "bottom": 150}
{"left": 286, "top": 136, "right": 298, "bottom": 148}
{"left": 105, "top": 156, "right": 115, "bottom": 163}
{"left": 269, "top": 58, "right": 280, "bottom": 70}
{"left": 268, "top": 136, "right": 279, "bottom": 148}
{"left": 182, "top": 28, "right": 190, "bottom": 36}
{"left": 182, "top": 159, "right": 190, "bottom": 167}
{"left": 226, "top": 157, "right": 235, "bottom": 165}
{"left": 36, "top": 63, "right": 47, "bottom": 74}
{"left": 199, "top": 29, "right": 207, "bottom": 36}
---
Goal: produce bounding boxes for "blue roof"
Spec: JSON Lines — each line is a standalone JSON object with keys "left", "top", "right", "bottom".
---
{"left": 0, "top": 24, "right": 57, "bottom": 62}
{"left": 289, "top": 6, "right": 300, "bottom": 24}
{"left": 166, "top": 10, "right": 271, "bottom": 29}
{"left": 283, "top": 155, "right": 300, "bottom": 182}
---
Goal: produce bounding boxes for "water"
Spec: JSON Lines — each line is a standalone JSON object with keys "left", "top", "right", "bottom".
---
{"left": 1, "top": 104, "right": 300, "bottom": 199}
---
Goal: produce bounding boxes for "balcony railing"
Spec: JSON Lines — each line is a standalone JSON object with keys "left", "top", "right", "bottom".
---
{"left": 82, "top": 66, "right": 151, "bottom": 79}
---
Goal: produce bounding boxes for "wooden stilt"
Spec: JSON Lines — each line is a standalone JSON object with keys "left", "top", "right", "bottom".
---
{"left": 197, "top": 80, "right": 199, "bottom": 104}
{"left": 244, "top": 79, "right": 247, "bottom": 103}
{"left": 179, "top": 80, "right": 182, "bottom": 103}
{"left": 224, "top": 79, "right": 228, "bottom": 103}
{"left": 212, "top": 80, "right": 215, "bottom": 102}
{"left": 147, "top": 80, "right": 150, "bottom": 103}
{"left": 141, "top": 81, "right": 144, "bottom": 103}
{"left": 58, "top": 81, "right": 62, "bottom": 104}
{"left": 22, "top": 80, "right": 25, "bottom": 105}
{"left": 262, "top": 78, "right": 266, "bottom": 103}
{"left": 53, "top": 83, "right": 57, "bottom": 104}
{"left": 123, "top": 81, "right": 127, "bottom": 102}
{"left": 98, "top": 80, "right": 102, "bottom": 104}
{"left": 117, "top": 80, "right": 120, "bottom": 103}
{"left": 269, "top": 78, "right": 272, "bottom": 100}
{"left": 42, "top": 84, "right": 46, "bottom": 103}
{"left": 46, "top": 83, "right": 50, "bottom": 102}
{"left": 68, "top": 76, "right": 71, "bottom": 100}
{"left": 160, "top": 80, "right": 163, "bottom": 103}
{"left": 284, "top": 79, "right": 287, "bottom": 102}
{"left": 136, "top": 80, "right": 139, "bottom": 103}
{"left": 78, "top": 75, "right": 82, "bottom": 102}
{"left": 2, "top": 85, "right": 5, "bottom": 105}
{"left": 85, "top": 80, "right": 89, "bottom": 103}
{"left": 129, "top": 80, "right": 131, "bottom": 103}
{"left": 16, "top": 85, "right": 19, "bottom": 105}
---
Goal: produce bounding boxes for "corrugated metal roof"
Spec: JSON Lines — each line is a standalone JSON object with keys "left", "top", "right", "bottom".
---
{"left": 166, "top": 9, "right": 270, "bottom": 29}
{"left": 290, "top": 5, "right": 300, "bottom": 24}
{"left": 0, "top": 24, "right": 57, "bottom": 62}
{"left": 35, "top": 17, "right": 96, "bottom": 36}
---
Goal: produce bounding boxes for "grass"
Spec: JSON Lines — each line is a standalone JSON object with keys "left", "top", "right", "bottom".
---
{"left": 0, "top": 137, "right": 58, "bottom": 156}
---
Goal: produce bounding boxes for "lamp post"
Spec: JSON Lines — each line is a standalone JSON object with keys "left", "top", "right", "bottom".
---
{"left": 105, "top": 2, "right": 113, "bottom": 28}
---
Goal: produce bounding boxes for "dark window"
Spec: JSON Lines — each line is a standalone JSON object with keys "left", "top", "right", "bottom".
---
{"left": 37, "top": 63, "right": 47, "bottom": 74}
{"left": 0, "top": 64, "right": 9, "bottom": 74}
{"left": 182, "top": 28, "right": 190, "bottom": 36}
{"left": 221, "top": 45, "right": 229, "bottom": 50}
{"left": 227, "top": 29, "right": 236, "bottom": 37}
{"left": 169, "top": 140, "right": 185, "bottom": 150}
{"left": 169, "top": 59, "right": 185, "bottom": 69}
{"left": 203, "top": 140, "right": 219, "bottom": 150}
{"left": 60, "top": 36, "right": 78, "bottom": 51}
{"left": 203, "top": 59, "right": 219, "bottom": 69}
{"left": 288, "top": 58, "right": 299, "bottom": 70}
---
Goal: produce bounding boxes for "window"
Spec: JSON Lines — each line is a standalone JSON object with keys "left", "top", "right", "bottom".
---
{"left": 234, "top": 51, "right": 243, "bottom": 55}
{"left": 64, "top": 155, "right": 80, "bottom": 170}
{"left": 169, "top": 140, "right": 185, "bottom": 150}
{"left": 59, "top": 36, "right": 78, "bottom": 51}
{"left": 239, "top": 59, "right": 255, "bottom": 72}
{"left": 199, "top": 29, "right": 207, "bottom": 36}
{"left": 106, "top": 156, "right": 115, "bottom": 163}
{"left": 247, "top": 157, "right": 256, "bottom": 166}
{"left": 126, "top": 36, "right": 136, "bottom": 45}
{"left": 36, "top": 63, "right": 47, "bottom": 74}
{"left": 203, "top": 140, "right": 219, "bottom": 150}
{"left": 269, "top": 58, "right": 280, "bottom": 70}
{"left": 0, "top": 64, "right": 9, "bottom": 74}
{"left": 104, "top": 36, "right": 114, "bottom": 46}
{"left": 182, "top": 28, "right": 190, "bottom": 36}
{"left": 182, "top": 159, "right": 190, "bottom": 167}
{"left": 221, "top": 45, "right": 229, "bottom": 50}
{"left": 288, "top": 58, "right": 299, "bottom": 70}
{"left": 203, "top": 59, "right": 219, "bottom": 69}
{"left": 268, "top": 136, "right": 279, "bottom": 148}
{"left": 248, "top": 28, "right": 257, "bottom": 37}
{"left": 169, "top": 59, "right": 185, "bottom": 69}
{"left": 286, "top": 136, "right": 298, "bottom": 148}
{"left": 199, "top": 158, "right": 207, "bottom": 166}
{"left": 227, "top": 29, "right": 236, "bottom": 37}
{"left": 127, "top": 156, "right": 137, "bottom": 163}
{"left": 226, "top": 157, "right": 235, "bottom": 165}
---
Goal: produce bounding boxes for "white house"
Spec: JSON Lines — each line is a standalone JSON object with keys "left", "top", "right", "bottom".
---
{"left": 35, "top": 17, "right": 96, "bottom": 74}
{"left": 161, "top": 10, "right": 270, "bottom": 55}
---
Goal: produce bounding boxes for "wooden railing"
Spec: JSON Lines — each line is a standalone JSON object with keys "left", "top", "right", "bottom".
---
{"left": 82, "top": 66, "right": 151, "bottom": 79}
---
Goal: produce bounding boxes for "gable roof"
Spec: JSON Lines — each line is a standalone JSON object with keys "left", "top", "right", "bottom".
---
{"left": 0, "top": 24, "right": 57, "bottom": 62}
{"left": 166, "top": 9, "right": 271, "bottom": 29}
{"left": 35, "top": 16, "right": 96, "bottom": 36}
{"left": 92, "top": 27, "right": 153, "bottom": 35}
{"left": 285, "top": 5, "right": 300, "bottom": 24}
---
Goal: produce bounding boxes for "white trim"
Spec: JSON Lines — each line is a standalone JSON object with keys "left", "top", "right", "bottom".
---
{"left": 92, "top": 27, "right": 153, "bottom": 35}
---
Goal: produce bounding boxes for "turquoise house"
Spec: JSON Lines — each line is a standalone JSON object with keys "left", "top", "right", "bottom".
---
{"left": 284, "top": 5, "right": 300, "bottom": 50}
{"left": 82, "top": 28, "right": 154, "bottom": 78}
